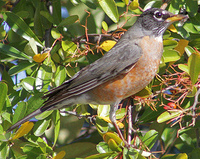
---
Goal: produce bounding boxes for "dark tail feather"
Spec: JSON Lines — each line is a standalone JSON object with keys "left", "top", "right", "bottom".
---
{"left": 7, "top": 108, "right": 43, "bottom": 132}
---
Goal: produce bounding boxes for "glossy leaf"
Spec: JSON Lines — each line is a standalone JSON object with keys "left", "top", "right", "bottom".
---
{"left": 51, "top": 28, "right": 61, "bottom": 39}
{"left": 33, "top": 118, "right": 51, "bottom": 136}
{"left": 157, "top": 111, "right": 181, "bottom": 123}
{"left": 0, "top": 82, "right": 8, "bottom": 113}
{"left": 98, "top": 0, "right": 119, "bottom": 23}
{"left": 52, "top": 0, "right": 62, "bottom": 25}
{"left": 162, "top": 49, "right": 180, "bottom": 63}
{"left": 12, "top": 102, "right": 27, "bottom": 125}
{"left": 33, "top": 52, "right": 48, "bottom": 63}
{"left": 40, "top": 10, "right": 54, "bottom": 23}
{"left": 55, "top": 66, "right": 66, "bottom": 87}
{"left": 185, "top": 46, "right": 195, "bottom": 57}
{"left": 103, "top": 132, "right": 123, "bottom": 146}
{"left": 108, "top": 139, "right": 122, "bottom": 152}
{"left": 53, "top": 110, "right": 60, "bottom": 147}
{"left": 188, "top": 52, "right": 200, "bottom": 84}
{"left": 53, "top": 151, "right": 66, "bottom": 159}
{"left": 163, "top": 40, "right": 178, "bottom": 49}
{"left": 21, "top": 77, "right": 35, "bottom": 91}
{"left": 100, "top": 116, "right": 124, "bottom": 128}
{"left": 0, "top": 43, "right": 32, "bottom": 60}
{"left": 129, "top": 0, "right": 139, "bottom": 10}
{"left": 102, "top": 21, "right": 108, "bottom": 31}
{"left": 12, "top": 121, "right": 34, "bottom": 140}
{"left": 100, "top": 40, "right": 116, "bottom": 52}
{"left": 141, "top": 130, "right": 158, "bottom": 149}
{"left": 178, "top": 64, "right": 189, "bottom": 74}
{"left": 58, "top": 15, "right": 79, "bottom": 27}
{"left": 174, "top": 39, "right": 189, "bottom": 56}
{"left": 8, "top": 62, "right": 36, "bottom": 76}
{"left": 4, "top": 11, "right": 43, "bottom": 47}
{"left": 24, "top": 38, "right": 38, "bottom": 57}
{"left": 135, "top": 86, "right": 152, "bottom": 97}
{"left": 61, "top": 40, "right": 77, "bottom": 54}
{"left": 85, "top": 152, "right": 115, "bottom": 159}
{"left": 168, "top": 24, "right": 177, "bottom": 33}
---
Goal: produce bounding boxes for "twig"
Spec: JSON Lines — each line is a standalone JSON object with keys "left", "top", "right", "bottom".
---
{"left": 190, "top": 87, "right": 200, "bottom": 126}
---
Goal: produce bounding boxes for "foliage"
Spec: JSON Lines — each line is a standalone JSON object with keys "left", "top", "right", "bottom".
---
{"left": 0, "top": 0, "right": 200, "bottom": 158}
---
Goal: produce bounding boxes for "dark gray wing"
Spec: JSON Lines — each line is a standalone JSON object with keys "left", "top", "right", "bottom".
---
{"left": 43, "top": 37, "right": 142, "bottom": 107}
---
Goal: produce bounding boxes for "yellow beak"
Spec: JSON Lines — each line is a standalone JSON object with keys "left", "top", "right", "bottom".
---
{"left": 166, "top": 14, "right": 188, "bottom": 23}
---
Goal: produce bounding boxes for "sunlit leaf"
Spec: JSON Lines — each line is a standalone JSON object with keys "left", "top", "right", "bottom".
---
{"left": 58, "top": 15, "right": 78, "bottom": 27}
{"left": 98, "top": 0, "right": 119, "bottom": 23}
{"left": 174, "top": 39, "right": 189, "bottom": 56}
{"left": 102, "top": 21, "right": 108, "bottom": 31}
{"left": 103, "top": 132, "right": 123, "bottom": 145}
{"left": 188, "top": 52, "right": 200, "bottom": 84}
{"left": 163, "top": 49, "right": 180, "bottom": 63}
{"left": 8, "top": 62, "right": 36, "bottom": 76}
{"left": 53, "top": 151, "right": 66, "bottom": 159}
{"left": 129, "top": 0, "right": 139, "bottom": 10}
{"left": 33, "top": 52, "right": 48, "bottom": 63}
{"left": 12, "top": 121, "right": 34, "bottom": 140}
{"left": 100, "top": 40, "right": 116, "bottom": 52}
{"left": 0, "top": 43, "right": 32, "bottom": 60}
{"left": 0, "top": 82, "right": 8, "bottom": 113}
{"left": 108, "top": 139, "right": 122, "bottom": 152}
{"left": 168, "top": 24, "right": 177, "bottom": 33}
{"left": 157, "top": 111, "right": 181, "bottom": 123}
{"left": 4, "top": 11, "right": 43, "bottom": 47}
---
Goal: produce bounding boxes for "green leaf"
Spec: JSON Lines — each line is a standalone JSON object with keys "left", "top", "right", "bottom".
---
{"left": 24, "top": 38, "right": 38, "bottom": 57}
{"left": 12, "top": 101, "right": 27, "bottom": 125}
{"left": 26, "top": 94, "right": 44, "bottom": 116}
{"left": 96, "top": 116, "right": 109, "bottom": 133}
{"left": 96, "top": 142, "right": 110, "bottom": 153}
{"left": 52, "top": 0, "right": 62, "bottom": 25}
{"left": 98, "top": 0, "right": 119, "bottom": 23}
{"left": 55, "top": 142, "right": 98, "bottom": 158}
{"left": 163, "top": 40, "right": 178, "bottom": 49}
{"left": 162, "top": 49, "right": 180, "bottom": 63}
{"left": 58, "top": 15, "right": 79, "bottom": 27}
{"left": 51, "top": 28, "right": 61, "bottom": 39}
{"left": 35, "top": 110, "right": 53, "bottom": 120}
{"left": 21, "top": 77, "right": 35, "bottom": 91}
{"left": 85, "top": 152, "right": 115, "bottom": 159}
{"left": 33, "top": 118, "right": 51, "bottom": 136}
{"left": 4, "top": 11, "right": 43, "bottom": 47}
{"left": 188, "top": 53, "right": 200, "bottom": 84}
{"left": 102, "top": 21, "right": 108, "bottom": 31}
{"left": 80, "top": 0, "right": 97, "bottom": 9}
{"left": 178, "top": 64, "right": 189, "bottom": 74}
{"left": 40, "top": 11, "right": 54, "bottom": 23}
{"left": 185, "top": 46, "right": 195, "bottom": 57}
{"left": 34, "top": 1, "right": 43, "bottom": 39}
{"left": 55, "top": 66, "right": 66, "bottom": 87}
{"left": 61, "top": 40, "right": 77, "bottom": 54}
{"left": 8, "top": 61, "right": 36, "bottom": 76}
{"left": 53, "top": 110, "right": 60, "bottom": 146}
{"left": 0, "top": 43, "right": 32, "bottom": 60}
{"left": 107, "top": 139, "right": 122, "bottom": 152}
{"left": 98, "top": 105, "right": 110, "bottom": 117}
{"left": 141, "top": 130, "right": 158, "bottom": 149}
{"left": 157, "top": 111, "right": 181, "bottom": 123}
{"left": 0, "top": 82, "right": 8, "bottom": 113}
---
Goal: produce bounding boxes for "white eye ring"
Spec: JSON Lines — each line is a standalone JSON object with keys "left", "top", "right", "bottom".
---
{"left": 153, "top": 10, "right": 163, "bottom": 21}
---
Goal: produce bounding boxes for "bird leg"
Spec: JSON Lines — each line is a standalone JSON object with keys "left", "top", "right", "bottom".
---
{"left": 110, "top": 102, "right": 128, "bottom": 146}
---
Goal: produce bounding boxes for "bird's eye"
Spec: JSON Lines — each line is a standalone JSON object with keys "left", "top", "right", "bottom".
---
{"left": 155, "top": 12, "right": 163, "bottom": 19}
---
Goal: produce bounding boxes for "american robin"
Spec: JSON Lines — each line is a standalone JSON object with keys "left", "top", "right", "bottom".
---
{"left": 7, "top": 8, "right": 187, "bottom": 141}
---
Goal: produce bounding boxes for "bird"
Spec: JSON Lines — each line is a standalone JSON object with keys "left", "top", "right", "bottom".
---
{"left": 7, "top": 8, "right": 187, "bottom": 142}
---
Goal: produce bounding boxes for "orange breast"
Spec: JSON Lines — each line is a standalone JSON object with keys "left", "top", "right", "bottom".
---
{"left": 88, "top": 36, "right": 163, "bottom": 104}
